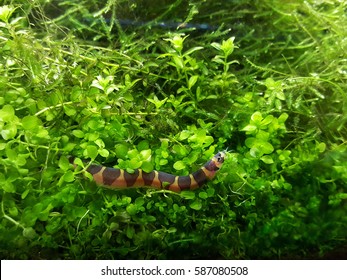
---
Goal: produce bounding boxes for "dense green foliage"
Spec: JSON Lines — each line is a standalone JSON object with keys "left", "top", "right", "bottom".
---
{"left": 0, "top": 0, "right": 346, "bottom": 259}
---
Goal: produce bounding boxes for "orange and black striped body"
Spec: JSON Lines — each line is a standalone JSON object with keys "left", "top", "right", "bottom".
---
{"left": 72, "top": 152, "right": 225, "bottom": 192}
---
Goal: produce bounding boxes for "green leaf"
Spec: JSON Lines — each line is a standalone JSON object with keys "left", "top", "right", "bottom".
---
{"left": 276, "top": 90, "right": 285, "bottom": 100}
{"left": 73, "top": 206, "right": 88, "bottom": 218}
{"left": 87, "top": 132, "right": 99, "bottom": 142}
{"left": 6, "top": 148, "right": 17, "bottom": 161}
{"left": 179, "top": 130, "right": 191, "bottom": 140}
{"left": 260, "top": 155, "right": 274, "bottom": 164}
{"left": 250, "top": 147, "right": 262, "bottom": 158}
{"left": 129, "top": 158, "right": 142, "bottom": 169}
{"left": 173, "top": 160, "right": 186, "bottom": 170}
{"left": 337, "top": 193, "right": 347, "bottom": 199}
{"left": 62, "top": 170, "right": 75, "bottom": 182}
{"left": 126, "top": 225, "right": 135, "bottom": 239}
{"left": 246, "top": 138, "right": 274, "bottom": 157}
{"left": 184, "top": 46, "right": 204, "bottom": 56}
{"left": 22, "top": 115, "right": 40, "bottom": 130}
{"left": 95, "top": 139, "right": 105, "bottom": 148}
{"left": 242, "top": 124, "right": 257, "bottom": 132}
{"left": 0, "top": 104, "right": 15, "bottom": 122}
{"left": 166, "top": 35, "right": 185, "bottom": 52}
{"left": 0, "top": 173, "right": 15, "bottom": 192}
{"left": 265, "top": 77, "right": 276, "bottom": 88}
{"left": 135, "top": 197, "right": 145, "bottom": 206}
{"left": 251, "top": 111, "right": 263, "bottom": 123}
{"left": 59, "top": 156, "right": 70, "bottom": 171}
{"left": 126, "top": 204, "right": 137, "bottom": 215}
{"left": 22, "top": 227, "right": 37, "bottom": 240}
{"left": 198, "top": 191, "right": 208, "bottom": 199}
{"left": 278, "top": 113, "right": 289, "bottom": 123}
{"left": 9, "top": 206, "right": 18, "bottom": 217}
{"left": 245, "top": 137, "right": 256, "bottom": 148}
{"left": 86, "top": 145, "right": 98, "bottom": 159}
{"left": 159, "top": 158, "right": 168, "bottom": 166}
{"left": 140, "top": 149, "right": 151, "bottom": 161}
{"left": 206, "top": 187, "right": 215, "bottom": 197}
{"left": 73, "top": 157, "right": 84, "bottom": 167}
{"left": 64, "top": 105, "right": 76, "bottom": 116}
{"left": 146, "top": 95, "right": 167, "bottom": 109}
{"left": 221, "top": 37, "right": 235, "bottom": 56}
{"left": 256, "top": 130, "right": 270, "bottom": 141}
{"left": 260, "top": 141, "right": 274, "bottom": 154}
{"left": 188, "top": 75, "right": 199, "bottom": 89}
{"left": 145, "top": 215, "right": 156, "bottom": 222}
{"left": 109, "top": 222, "right": 119, "bottom": 231}
{"left": 316, "top": 142, "right": 326, "bottom": 153}
{"left": 72, "top": 130, "right": 84, "bottom": 138}
{"left": 1, "top": 123, "right": 17, "bottom": 140}
{"left": 211, "top": 42, "right": 221, "bottom": 51}
{"left": 180, "top": 191, "right": 195, "bottom": 200}
{"left": 211, "top": 56, "right": 224, "bottom": 64}
{"left": 45, "top": 218, "right": 62, "bottom": 234}
{"left": 172, "top": 55, "right": 184, "bottom": 69}
{"left": 189, "top": 200, "right": 202, "bottom": 210}
{"left": 21, "top": 189, "right": 30, "bottom": 199}
{"left": 141, "top": 161, "right": 154, "bottom": 173}
{"left": 1, "top": 181, "right": 15, "bottom": 193}
{"left": 137, "top": 140, "right": 149, "bottom": 151}
{"left": 260, "top": 115, "right": 274, "bottom": 127}
{"left": 99, "top": 149, "right": 109, "bottom": 158}
{"left": 115, "top": 144, "right": 128, "bottom": 159}
{"left": 21, "top": 208, "right": 37, "bottom": 227}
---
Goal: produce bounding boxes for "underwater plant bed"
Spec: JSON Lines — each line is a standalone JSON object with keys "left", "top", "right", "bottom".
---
{"left": 0, "top": 0, "right": 346, "bottom": 259}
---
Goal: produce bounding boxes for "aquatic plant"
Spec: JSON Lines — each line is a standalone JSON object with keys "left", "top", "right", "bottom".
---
{"left": 0, "top": 0, "right": 346, "bottom": 259}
